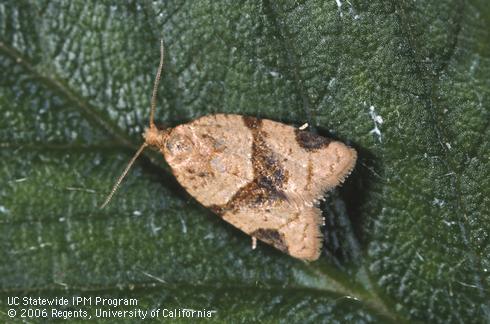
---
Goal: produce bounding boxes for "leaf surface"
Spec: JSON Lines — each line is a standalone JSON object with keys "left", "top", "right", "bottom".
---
{"left": 0, "top": 1, "right": 488, "bottom": 322}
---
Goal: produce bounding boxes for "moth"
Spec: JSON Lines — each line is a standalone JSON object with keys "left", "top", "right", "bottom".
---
{"left": 102, "top": 41, "right": 357, "bottom": 261}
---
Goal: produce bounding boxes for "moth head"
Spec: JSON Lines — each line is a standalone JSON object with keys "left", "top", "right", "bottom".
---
{"left": 143, "top": 126, "right": 169, "bottom": 149}
{"left": 100, "top": 40, "right": 165, "bottom": 209}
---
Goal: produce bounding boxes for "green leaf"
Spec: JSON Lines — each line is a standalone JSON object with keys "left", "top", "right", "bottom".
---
{"left": 0, "top": 1, "right": 488, "bottom": 322}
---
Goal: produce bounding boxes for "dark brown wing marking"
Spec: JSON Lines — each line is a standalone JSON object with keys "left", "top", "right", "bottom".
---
{"left": 210, "top": 116, "right": 289, "bottom": 215}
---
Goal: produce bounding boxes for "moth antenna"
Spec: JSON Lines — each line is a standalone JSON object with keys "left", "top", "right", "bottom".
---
{"left": 150, "top": 39, "right": 165, "bottom": 129}
{"left": 100, "top": 143, "right": 148, "bottom": 209}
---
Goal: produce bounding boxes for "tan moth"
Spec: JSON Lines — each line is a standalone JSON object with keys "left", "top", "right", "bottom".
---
{"left": 101, "top": 41, "right": 357, "bottom": 261}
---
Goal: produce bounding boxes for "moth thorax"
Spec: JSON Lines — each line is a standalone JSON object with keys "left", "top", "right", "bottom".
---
{"left": 143, "top": 127, "right": 168, "bottom": 148}
{"left": 164, "top": 132, "right": 194, "bottom": 158}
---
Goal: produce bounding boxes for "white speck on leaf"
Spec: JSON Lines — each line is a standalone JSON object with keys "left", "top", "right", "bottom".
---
{"left": 368, "top": 105, "right": 383, "bottom": 142}
{"left": 55, "top": 280, "right": 68, "bottom": 289}
{"left": 346, "top": 0, "right": 360, "bottom": 20}
{"left": 457, "top": 281, "right": 480, "bottom": 289}
{"left": 149, "top": 216, "right": 161, "bottom": 235}
{"left": 12, "top": 242, "right": 52, "bottom": 254}
{"left": 443, "top": 220, "right": 456, "bottom": 226}
{"left": 180, "top": 217, "right": 187, "bottom": 234}
{"left": 67, "top": 51, "right": 76, "bottom": 60}
{"left": 335, "top": 0, "right": 343, "bottom": 17}
{"left": 141, "top": 270, "right": 167, "bottom": 284}
{"left": 269, "top": 71, "right": 280, "bottom": 78}
{"left": 433, "top": 198, "right": 445, "bottom": 207}
{"left": 65, "top": 187, "right": 96, "bottom": 193}
{"left": 416, "top": 252, "right": 424, "bottom": 261}
{"left": 469, "top": 56, "right": 479, "bottom": 75}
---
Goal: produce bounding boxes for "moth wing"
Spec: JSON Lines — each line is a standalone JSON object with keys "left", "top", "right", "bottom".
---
{"left": 221, "top": 202, "right": 323, "bottom": 261}
{"left": 163, "top": 114, "right": 356, "bottom": 261}
{"left": 260, "top": 118, "right": 357, "bottom": 199}
{"left": 163, "top": 114, "right": 255, "bottom": 207}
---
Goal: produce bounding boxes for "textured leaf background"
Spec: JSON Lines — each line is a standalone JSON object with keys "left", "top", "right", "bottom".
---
{"left": 0, "top": 1, "right": 489, "bottom": 323}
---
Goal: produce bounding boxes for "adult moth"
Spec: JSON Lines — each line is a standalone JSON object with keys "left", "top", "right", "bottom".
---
{"left": 101, "top": 41, "right": 357, "bottom": 261}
